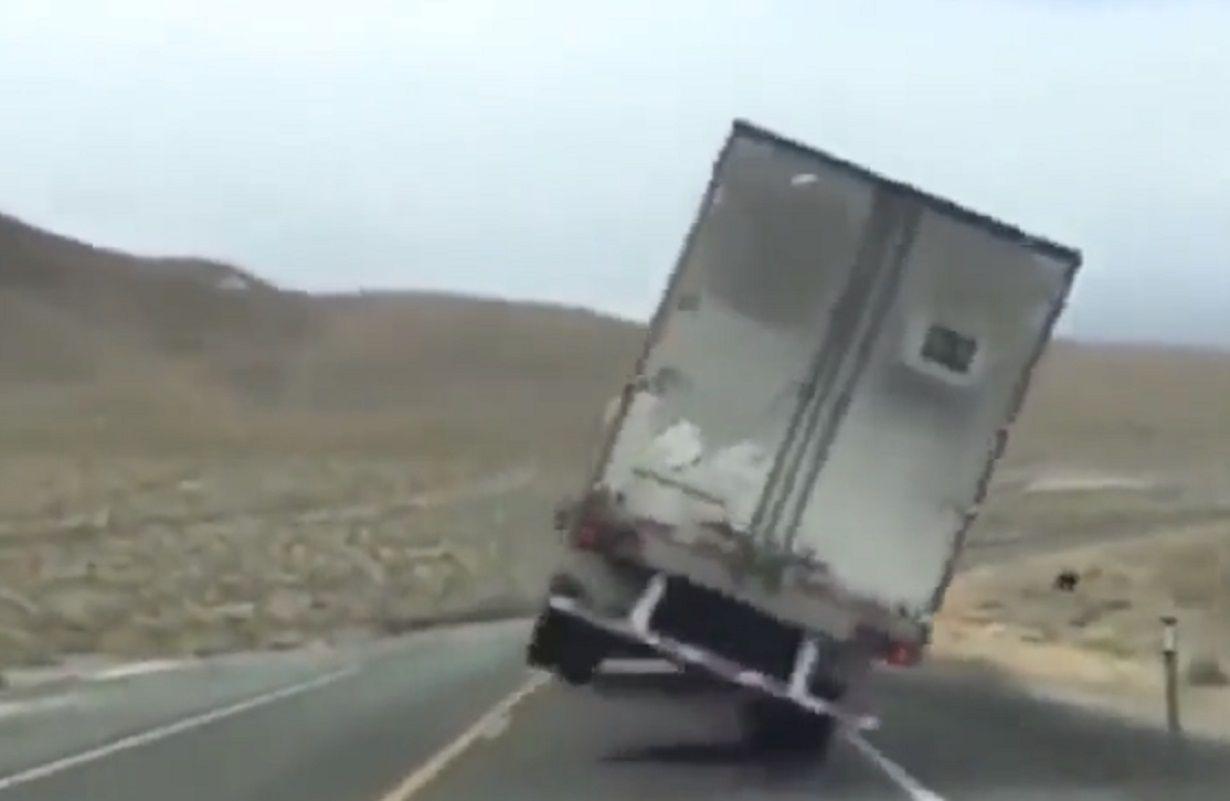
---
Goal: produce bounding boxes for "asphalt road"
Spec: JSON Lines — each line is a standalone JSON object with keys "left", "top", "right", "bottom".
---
{"left": 2, "top": 621, "right": 1229, "bottom": 801}
{"left": 0, "top": 623, "right": 530, "bottom": 801}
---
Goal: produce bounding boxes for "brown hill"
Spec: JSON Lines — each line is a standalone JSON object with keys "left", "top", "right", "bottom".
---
{"left": 0, "top": 212, "right": 642, "bottom": 459}
{"left": 0, "top": 212, "right": 312, "bottom": 369}
{"left": 2, "top": 209, "right": 1228, "bottom": 472}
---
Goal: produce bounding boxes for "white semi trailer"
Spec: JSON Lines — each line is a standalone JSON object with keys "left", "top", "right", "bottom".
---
{"left": 528, "top": 120, "right": 1081, "bottom": 752}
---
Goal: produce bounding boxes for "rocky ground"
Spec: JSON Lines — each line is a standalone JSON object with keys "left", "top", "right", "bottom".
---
{"left": 0, "top": 455, "right": 566, "bottom": 672}
{"left": 936, "top": 514, "right": 1230, "bottom": 738}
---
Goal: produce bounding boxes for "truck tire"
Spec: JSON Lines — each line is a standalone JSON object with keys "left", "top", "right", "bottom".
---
{"left": 526, "top": 607, "right": 604, "bottom": 686}
{"left": 740, "top": 697, "right": 837, "bottom": 757}
{"left": 526, "top": 607, "right": 565, "bottom": 669}
{"left": 556, "top": 643, "right": 603, "bottom": 685}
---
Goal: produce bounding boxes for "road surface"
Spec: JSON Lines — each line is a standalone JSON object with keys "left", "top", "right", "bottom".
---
{"left": 1, "top": 620, "right": 1228, "bottom": 801}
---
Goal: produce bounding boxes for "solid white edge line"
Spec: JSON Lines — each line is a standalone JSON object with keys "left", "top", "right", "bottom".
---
{"left": 0, "top": 666, "right": 357, "bottom": 792}
{"left": 0, "top": 695, "right": 77, "bottom": 721}
{"left": 379, "top": 672, "right": 550, "bottom": 801}
{"left": 844, "top": 730, "right": 947, "bottom": 801}
{"left": 93, "top": 659, "right": 187, "bottom": 682}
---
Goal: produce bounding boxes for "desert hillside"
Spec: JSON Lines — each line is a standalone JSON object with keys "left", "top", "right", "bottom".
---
{"left": 0, "top": 211, "right": 1228, "bottom": 678}
{"left": 0, "top": 212, "right": 641, "bottom": 460}
{"left": 0, "top": 212, "right": 641, "bottom": 669}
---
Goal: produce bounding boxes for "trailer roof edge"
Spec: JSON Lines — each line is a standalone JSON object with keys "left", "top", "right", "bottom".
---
{"left": 730, "top": 119, "right": 1082, "bottom": 267}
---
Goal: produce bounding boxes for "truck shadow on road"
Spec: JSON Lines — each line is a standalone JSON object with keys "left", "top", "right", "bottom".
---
{"left": 865, "top": 664, "right": 1230, "bottom": 797}
{"left": 593, "top": 668, "right": 816, "bottom": 766}
{"left": 604, "top": 741, "right": 764, "bottom": 766}
{"left": 600, "top": 734, "right": 884, "bottom": 797}
{"left": 592, "top": 669, "right": 853, "bottom": 775}
{"left": 593, "top": 663, "right": 1230, "bottom": 798}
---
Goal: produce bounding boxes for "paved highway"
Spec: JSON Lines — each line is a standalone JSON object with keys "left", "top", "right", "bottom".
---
{"left": 1, "top": 620, "right": 1228, "bottom": 801}
{"left": 0, "top": 623, "right": 529, "bottom": 801}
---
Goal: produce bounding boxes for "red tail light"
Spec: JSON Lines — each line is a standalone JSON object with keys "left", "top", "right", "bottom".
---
{"left": 572, "top": 522, "right": 603, "bottom": 551}
{"left": 884, "top": 641, "right": 921, "bottom": 667}
{"left": 570, "top": 519, "right": 642, "bottom": 557}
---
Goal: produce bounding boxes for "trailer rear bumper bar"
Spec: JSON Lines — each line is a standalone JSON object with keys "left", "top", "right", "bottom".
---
{"left": 548, "top": 573, "right": 879, "bottom": 731}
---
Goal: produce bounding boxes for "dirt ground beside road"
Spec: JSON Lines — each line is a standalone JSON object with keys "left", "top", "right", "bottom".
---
{"left": 0, "top": 453, "right": 564, "bottom": 670}
{"left": 936, "top": 521, "right": 1230, "bottom": 739}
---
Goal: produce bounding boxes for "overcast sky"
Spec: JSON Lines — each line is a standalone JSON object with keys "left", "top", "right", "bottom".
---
{"left": 1, "top": 1, "right": 1227, "bottom": 345}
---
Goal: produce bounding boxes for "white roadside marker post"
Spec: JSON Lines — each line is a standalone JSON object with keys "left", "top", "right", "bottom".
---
{"left": 1161, "top": 615, "right": 1181, "bottom": 736}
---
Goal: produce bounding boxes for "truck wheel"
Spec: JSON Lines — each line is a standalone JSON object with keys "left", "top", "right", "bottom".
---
{"left": 526, "top": 608, "right": 604, "bottom": 685}
{"left": 556, "top": 641, "right": 603, "bottom": 685}
{"left": 740, "top": 698, "right": 837, "bottom": 756}
{"left": 526, "top": 608, "right": 565, "bottom": 669}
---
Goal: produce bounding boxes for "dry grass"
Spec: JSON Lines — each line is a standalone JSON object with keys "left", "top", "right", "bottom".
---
{"left": 937, "top": 522, "right": 1230, "bottom": 698}
{"left": 934, "top": 521, "right": 1230, "bottom": 739}
{"left": 1005, "top": 340, "right": 1230, "bottom": 477}
{"left": 0, "top": 212, "right": 643, "bottom": 665}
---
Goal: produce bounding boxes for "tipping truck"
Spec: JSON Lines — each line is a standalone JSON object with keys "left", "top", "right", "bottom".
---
{"left": 527, "top": 120, "right": 1081, "bottom": 752}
